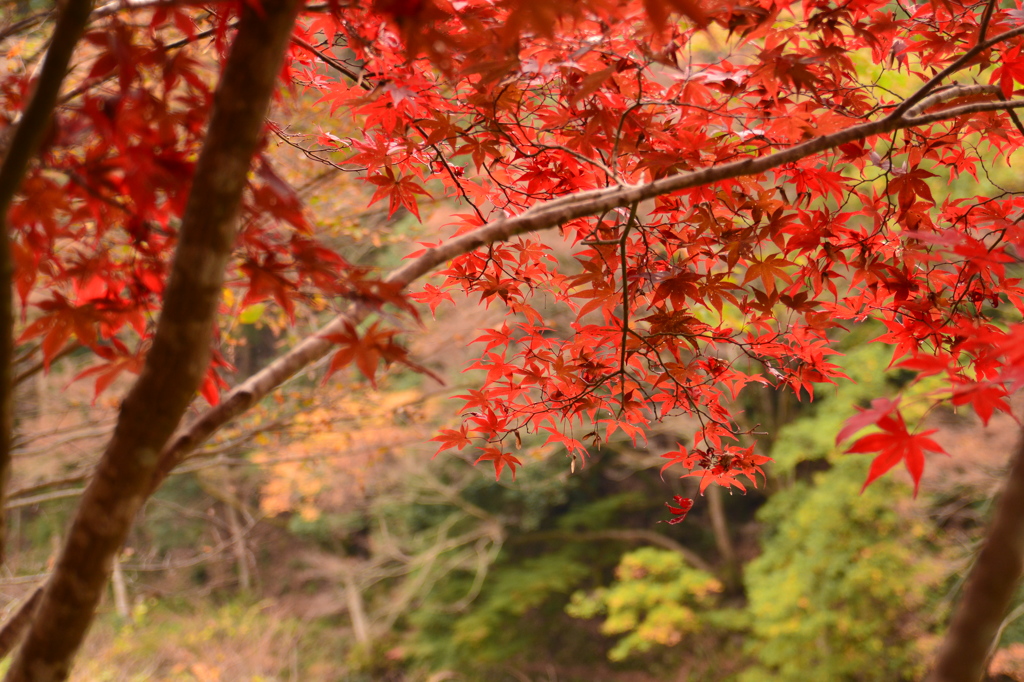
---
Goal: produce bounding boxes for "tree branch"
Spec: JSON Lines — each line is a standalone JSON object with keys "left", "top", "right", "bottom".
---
{"left": 905, "top": 98, "right": 1024, "bottom": 127}
{"left": 707, "top": 485, "right": 739, "bottom": 590}
{"left": 4, "top": 488, "right": 87, "bottom": 510}
{"left": 978, "top": 0, "right": 998, "bottom": 42}
{"left": 147, "top": 90, "right": 1024, "bottom": 488}
{"left": 903, "top": 84, "right": 1001, "bottom": 118}
{"left": 12, "top": 344, "right": 80, "bottom": 388}
{"left": 0, "top": 13, "right": 49, "bottom": 44}
{"left": 3, "top": 0, "right": 302, "bottom": 679}
{"left": 928, "top": 424, "right": 1024, "bottom": 682}
{"left": 0, "top": 588, "right": 41, "bottom": 663}
{"left": 888, "top": 23, "right": 1024, "bottom": 119}
{"left": 0, "top": 0, "right": 95, "bottom": 570}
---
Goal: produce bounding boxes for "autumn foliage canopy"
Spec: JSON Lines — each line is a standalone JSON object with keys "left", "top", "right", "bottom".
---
{"left": 8, "top": 0, "right": 1024, "bottom": 540}
{"left": 4, "top": 0, "right": 1024, "bottom": 677}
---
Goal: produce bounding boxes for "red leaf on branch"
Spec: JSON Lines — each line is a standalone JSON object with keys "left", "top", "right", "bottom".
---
{"left": 431, "top": 425, "right": 472, "bottom": 457}
{"left": 836, "top": 397, "right": 901, "bottom": 445}
{"left": 367, "top": 168, "right": 432, "bottom": 221}
{"left": 951, "top": 381, "right": 1012, "bottom": 426}
{"left": 659, "top": 496, "right": 694, "bottom": 525}
{"left": 842, "top": 406, "right": 946, "bottom": 496}
{"left": 409, "top": 283, "right": 455, "bottom": 316}
{"left": 73, "top": 339, "right": 144, "bottom": 402}
{"left": 991, "top": 44, "right": 1024, "bottom": 98}
{"left": 474, "top": 447, "right": 524, "bottom": 481}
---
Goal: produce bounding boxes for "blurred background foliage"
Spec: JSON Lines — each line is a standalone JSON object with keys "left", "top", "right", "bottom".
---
{"left": 4, "top": 315, "right": 1020, "bottom": 682}
{"left": 1, "top": 33, "right": 1021, "bottom": 681}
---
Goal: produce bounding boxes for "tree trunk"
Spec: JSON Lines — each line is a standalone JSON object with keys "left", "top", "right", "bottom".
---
{"left": 3, "top": 3, "right": 301, "bottom": 679}
{"left": 0, "top": 0, "right": 95, "bottom": 570}
{"left": 343, "top": 570, "right": 371, "bottom": 646}
{"left": 225, "top": 498, "right": 251, "bottom": 592}
{"left": 928, "top": 424, "right": 1024, "bottom": 682}
{"left": 707, "top": 485, "right": 739, "bottom": 591}
{"left": 0, "top": 589, "right": 40, "bottom": 662}
{"left": 110, "top": 556, "right": 129, "bottom": 621}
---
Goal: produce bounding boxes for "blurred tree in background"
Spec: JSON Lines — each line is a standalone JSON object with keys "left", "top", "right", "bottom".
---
{"left": 3, "top": 0, "right": 1024, "bottom": 679}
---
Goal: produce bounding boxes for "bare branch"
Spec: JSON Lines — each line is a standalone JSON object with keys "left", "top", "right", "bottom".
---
{"left": 978, "top": 0, "right": 998, "bottom": 42}
{"left": 0, "top": 13, "right": 48, "bottom": 44}
{"left": 906, "top": 98, "right": 1024, "bottom": 126}
{"left": 904, "top": 83, "right": 1002, "bottom": 117}
{"left": 12, "top": 344, "right": 80, "bottom": 387}
{"left": 5, "top": 488, "right": 87, "bottom": 511}
{"left": 93, "top": 0, "right": 231, "bottom": 17}
{"left": 92, "top": 0, "right": 334, "bottom": 19}
{"left": 291, "top": 34, "right": 367, "bottom": 84}
{"left": 6, "top": 475, "right": 90, "bottom": 502}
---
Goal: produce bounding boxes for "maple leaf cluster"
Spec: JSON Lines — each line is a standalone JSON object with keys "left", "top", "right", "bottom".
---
{"left": 389, "top": 0, "right": 1024, "bottom": 505}
{"left": 2, "top": 11, "right": 383, "bottom": 408}
{"left": 6, "top": 0, "right": 1024, "bottom": 522}
{"left": 306, "top": 0, "right": 1024, "bottom": 506}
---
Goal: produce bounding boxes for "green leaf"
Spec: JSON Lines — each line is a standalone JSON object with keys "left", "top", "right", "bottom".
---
{"left": 239, "top": 303, "right": 266, "bottom": 325}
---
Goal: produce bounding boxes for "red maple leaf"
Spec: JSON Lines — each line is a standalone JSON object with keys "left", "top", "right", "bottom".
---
{"left": 431, "top": 425, "right": 472, "bottom": 457}
{"left": 843, "top": 407, "right": 946, "bottom": 496}
{"left": 659, "top": 496, "right": 694, "bottom": 525}
{"left": 367, "top": 168, "right": 432, "bottom": 220}
{"left": 474, "top": 447, "right": 524, "bottom": 481}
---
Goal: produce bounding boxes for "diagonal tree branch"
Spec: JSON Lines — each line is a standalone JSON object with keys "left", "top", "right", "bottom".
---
{"left": 151, "top": 92, "right": 1024, "bottom": 487}
{"left": 0, "top": 588, "right": 41, "bottom": 663}
{"left": 0, "top": 12, "right": 49, "bottom": 44}
{"left": 0, "top": 0, "right": 95, "bottom": 569}
{"left": 888, "top": 23, "right": 1024, "bottom": 119}
{"left": 903, "top": 84, "right": 1001, "bottom": 118}
{"left": 3, "top": 0, "right": 302, "bottom": 679}
{"left": 905, "top": 98, "right": 1024, "bottom": 126}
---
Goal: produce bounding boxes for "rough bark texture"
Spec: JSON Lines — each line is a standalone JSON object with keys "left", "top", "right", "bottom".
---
{"left": 928, "top": 426, "right": 1024, "bottom": 682}
{"left": 0, "top": 0, "right": 95, "bottom": 569}
{"left": 3, "top": 2, "right": 301, "bottom": 679}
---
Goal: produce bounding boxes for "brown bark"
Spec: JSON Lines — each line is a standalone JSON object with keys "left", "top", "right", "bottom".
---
{"left": 0, "top": 0, "right": 95, "bottom": 569}
{"left": 225, "top": 497, "right": 251, "bottom": 592}
{"left": 2, "top": 2, "right": 301, "bottom": 680}
{"left": 109, "top": 556, "right": 129, "bottom": 620}
{"left": 0, "top": 588, "right": 41, "bottom": 662}
{"left": 707, "top": 485, "right": 739, "bottom": 591}
{"left": 927, "top": 426, "right": 1024, "bottom": 682}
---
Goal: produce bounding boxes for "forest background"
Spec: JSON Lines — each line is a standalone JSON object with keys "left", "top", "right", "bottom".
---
{"left": 3, "top": 0, "right": 1024, "bottom": 680}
